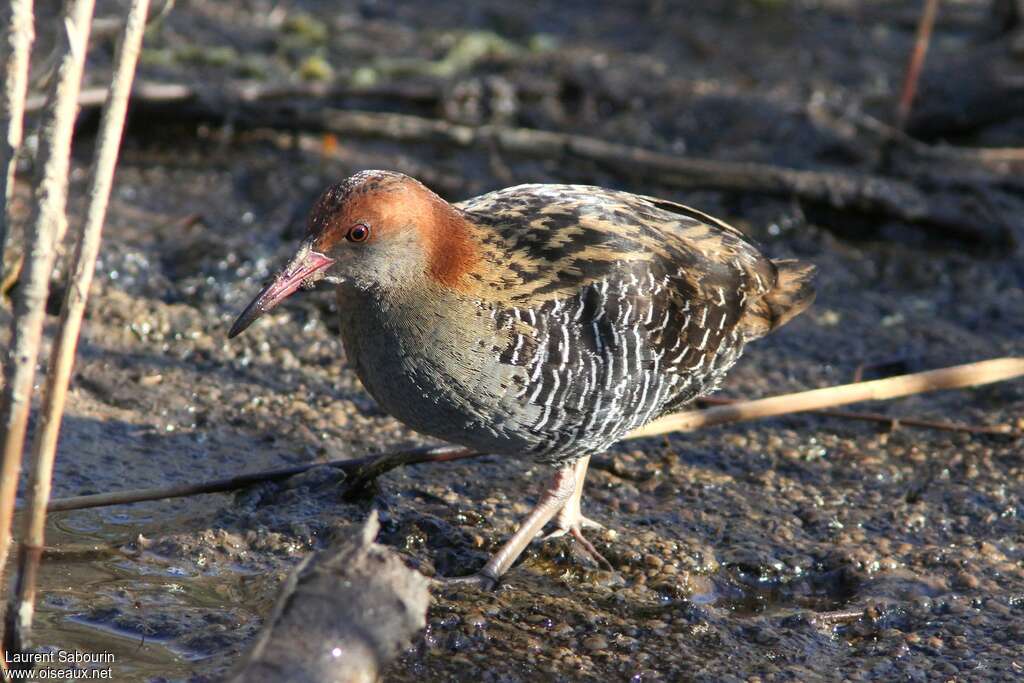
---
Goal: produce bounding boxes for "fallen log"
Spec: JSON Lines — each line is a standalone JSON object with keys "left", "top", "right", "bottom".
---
{"left": 224, "top": 511, "right": 430, "bottom": 683}
{"left": 24, "top": 79, "right": 1016, "bottom": 247}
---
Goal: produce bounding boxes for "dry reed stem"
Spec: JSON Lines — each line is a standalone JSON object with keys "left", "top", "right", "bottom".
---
{"left": 896, "top": 0, "right": 940, "bottom": 130}
{"left": 629, "top": 357, "right": 1024, "bottom": 438}
{"left": 6, "top": 0, "right": 150, "bottom": 656}
{"left": 697, "top": 395, "right": 1018, "bottom": 437}
{"left": 0, "top": 0, "right": 96, "bottom": 670}
{"left": 0, "top": 0, "right": 34, "bottom": 279}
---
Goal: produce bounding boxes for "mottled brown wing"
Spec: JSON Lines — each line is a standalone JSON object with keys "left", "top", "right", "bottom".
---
{"left": 464, "top": 185, "right": 781, "bottom": 437}
{"left": 458, "top": 183, "right": 777, "bottom": 318}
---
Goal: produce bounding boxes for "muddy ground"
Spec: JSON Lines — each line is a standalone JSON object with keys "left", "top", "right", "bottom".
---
{"left": 2, "top": 1, "right": 1023, "bottom": 681}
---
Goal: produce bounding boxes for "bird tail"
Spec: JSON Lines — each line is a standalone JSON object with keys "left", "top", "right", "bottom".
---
{"left": 739, "top": 259, "right": 816, "bottom": 340}
{"left": 764, "top": 259, "right": 816, "bottom": 331}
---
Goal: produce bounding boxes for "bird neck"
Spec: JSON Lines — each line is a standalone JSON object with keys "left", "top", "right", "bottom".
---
{"left": 418, "top": 200, "right": 483, "bottom": 292}
{"left": 335, "top": 277, "right": 482, "bottom": 343}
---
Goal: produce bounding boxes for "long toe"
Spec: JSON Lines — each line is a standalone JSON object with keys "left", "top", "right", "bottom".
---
{"left": 541, "top": 502, "right": 611, "bottom": 568}
{"left": 540, "top": 520, "right": 615, "bottom": 572}
{"left": 568, "top": 527, "right": 614, "bottom": 572}
{"left": 538, "top": 515, "right": 604, "bottom": 541}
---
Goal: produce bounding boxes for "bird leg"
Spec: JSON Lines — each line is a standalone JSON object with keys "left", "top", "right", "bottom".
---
{"left": 544, "top": 455, "right": 605, "bottom": 537}
{"left": 441, "top": 461, "right": 578, "bottom": 590}
{"left": 540, "top": 455, "right": 612, "bottom": 571}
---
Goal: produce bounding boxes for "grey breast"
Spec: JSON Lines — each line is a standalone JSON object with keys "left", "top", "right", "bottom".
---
{"left": 335, "top": 286, "right": 546, "bottom": 456}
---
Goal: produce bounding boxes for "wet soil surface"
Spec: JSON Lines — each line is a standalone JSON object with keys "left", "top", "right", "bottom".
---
{"left": 3, "top": 1, "right": 1024, "bottom": 681}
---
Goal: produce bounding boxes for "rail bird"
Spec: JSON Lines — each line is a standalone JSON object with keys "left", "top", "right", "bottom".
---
{"left": 230, "top": 170, "right": 815, "bottom": 588}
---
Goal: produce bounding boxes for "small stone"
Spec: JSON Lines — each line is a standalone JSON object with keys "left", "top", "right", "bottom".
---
{"left": 643, "top": 554, "right": 663, "bottom": 569}
{"left": 582, "top": 635, "right": 608, "bottom": 651}
{"left": 953, "top": 571, "right": 980, "bottom": 591}
{"left": 550, "top": 622, "right": 573, "bottom": 638}
{"left": 327, "top": 404, "right": 350, "bottom": 427}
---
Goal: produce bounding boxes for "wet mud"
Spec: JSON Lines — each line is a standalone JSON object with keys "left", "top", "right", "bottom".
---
{"left": 2, "top": 1, "right": 1023, "bottom": 681}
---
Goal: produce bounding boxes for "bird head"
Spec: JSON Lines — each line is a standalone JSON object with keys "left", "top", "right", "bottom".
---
{"left": 228, "top": 170, "right": 479, "bottom": 338}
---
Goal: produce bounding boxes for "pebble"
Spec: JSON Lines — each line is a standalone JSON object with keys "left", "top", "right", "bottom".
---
{"left": 327, "top": 404, "right": 350, "bottom": 427}
{"left": 644, "top": 554, "right": 664, "bottom": 569}
{"left": 583, "top": 635, "right": 609, "bottom": 651}
{"left": 551, "top": 622, "right": 574, "bottom": 638}
{"left": 465, "top": 612, "right": 487, "bottom": 629}
{"left": 953, "top": 571, "right": 980, "bottom": 591}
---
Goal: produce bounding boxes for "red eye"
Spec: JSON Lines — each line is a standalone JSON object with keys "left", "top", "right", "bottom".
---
{"left": 347, "top": 224, "right": 370, "bottom": 242}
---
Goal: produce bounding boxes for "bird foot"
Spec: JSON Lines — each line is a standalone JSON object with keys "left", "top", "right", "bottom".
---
{"left": 539, "top": 522, "right": 613, "bottom": 572}
{"left": 565, "top": 526, "right": 614, "bottom": 572}
{"left": 536, "top": 497, "right": 614, "bottom": 570}
{"left": 539, "top": 514, "right": 605, "bottom": 540}
{"left": 432, "top": 571, "right": 499, "bottom": 591}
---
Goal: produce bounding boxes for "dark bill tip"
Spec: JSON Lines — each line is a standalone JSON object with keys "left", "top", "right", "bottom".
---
{"left": 227, "top": 296, "right": 266, "bottom": 339}
{"left": 228, "top": 248, "right": 334, "bottom": 338}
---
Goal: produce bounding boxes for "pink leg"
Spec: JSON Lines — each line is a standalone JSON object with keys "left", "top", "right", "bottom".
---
{"left": 442, "top": 461, "right": 577, "bottom": 589}
{"left": 542, "top": 455, "right": 612, "bottom": 571}
{"left": 546, "top": 455, "right": 605, "bottom": 536}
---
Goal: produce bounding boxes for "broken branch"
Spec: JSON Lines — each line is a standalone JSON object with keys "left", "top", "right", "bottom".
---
{"left": 225, "top": 511, "right": 429, "bottom": 683}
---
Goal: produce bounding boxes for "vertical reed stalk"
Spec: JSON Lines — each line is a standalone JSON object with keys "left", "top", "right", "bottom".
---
{"left": 5, "top": 0, "right": 150, "bottom": 657}
{"left": 0, "top": 0, "right": 34, "bottom": 280}
{"left": 896, "top": 0, "right": 940, "bottom": 130}
{"left": 0, "top": 0, "right": 95, "bottom": 669}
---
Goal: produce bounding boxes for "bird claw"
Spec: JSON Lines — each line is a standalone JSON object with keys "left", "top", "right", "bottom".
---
{"left": 566, "top": 526, "right": 614, "bottom": 572}
{"left": 538, "top": 521, "right": 613, "bottom": 572}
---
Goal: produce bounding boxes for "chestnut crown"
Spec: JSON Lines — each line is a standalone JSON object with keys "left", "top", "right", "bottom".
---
{"left": 228, "top": 170, "right": 478, "bottom": 338}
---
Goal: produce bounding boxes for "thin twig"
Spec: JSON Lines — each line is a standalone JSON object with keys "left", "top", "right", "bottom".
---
{"left": 812, "top": 608, "right": 865, "bottom": 626}
{"left": 7, "top": 0, "right": 150, "bottom": 658}
{"left": 0, "top": 0, "right": 34, "bottom": 282}
{"left": 896, "top": 0, "right": 940, "bottom": 130}
{"left": 629, "top": 358, "right": 1024, "bottom": 438}
{"left": 32, "top": 357, "right": 1024, "bottom": 516}
{"left": 697, "top": 396, "right": 1020, "bottom": 437}
{"left": 38, "top": 446, "right": 477, "bottom": 513}
{"left": 0, "top": 0, "right": 96, "bottom": 613}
